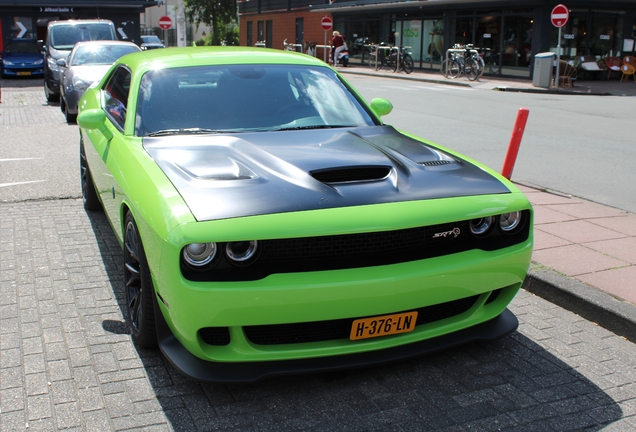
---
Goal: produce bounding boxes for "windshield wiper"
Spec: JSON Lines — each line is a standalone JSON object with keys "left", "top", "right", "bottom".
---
{"left": 272, "top": 125, "right": 352, "bottom": 132}
{"left": 146, "top": 128, "right": 224, "bottom": 137}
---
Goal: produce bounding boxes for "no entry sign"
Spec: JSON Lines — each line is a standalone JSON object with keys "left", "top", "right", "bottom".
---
{"left": 551, "top": 4, "right": 569, "bottom": 28}
{"left": 321, "top": 17, "right": 333, "bottom": 31}
{"left": 158, "top": 15, "right": 173, "bottom": 30}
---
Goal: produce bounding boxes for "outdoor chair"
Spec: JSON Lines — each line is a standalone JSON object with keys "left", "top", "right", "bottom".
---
{"left": 624, "top": 56, "right": 636, "bottom": 68}
{"left": 620, "top": 63, "right": 636, "bottom": 83}
{"left": 604, "top": 56, "right": 623, "bottom": 80}
{"left": 558, "top": 60, "right": 577, "bottom": 88}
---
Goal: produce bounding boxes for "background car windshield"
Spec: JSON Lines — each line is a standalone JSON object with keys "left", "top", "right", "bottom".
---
{"left": 142, "top": 36, "right": 161, "bottom": 44}
{"left": 50, "top": 24, "right": 114, "bottom": 50}
{"left": 135, "top": 64, "right": 377, "bottom": 136}
{"left": 5, "top": 41, "right": 39, "bottom": 54}
{"left": 71, "top": 45, "right": 139, "bottom": 66}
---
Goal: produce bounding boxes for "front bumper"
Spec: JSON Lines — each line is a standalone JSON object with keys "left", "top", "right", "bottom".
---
{"left": 155, "top": 291, "right": 519, "bottom": 383}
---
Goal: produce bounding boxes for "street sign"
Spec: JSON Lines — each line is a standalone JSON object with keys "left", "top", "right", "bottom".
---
{"left": 551, "top": 4, "right": 569, "bottom": 28}
{"left": 321, "top": 17, "right": 333, "bottom": 31}
{"left": 158, "top": 15, "right": 173, "bottom": 30}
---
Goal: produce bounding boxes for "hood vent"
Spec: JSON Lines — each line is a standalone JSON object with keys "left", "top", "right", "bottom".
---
{"left": 420, "top": 160, "right": 454, "bottom": 167}
{"left": 311, "top": 166, "right": 391, "bottom": 184}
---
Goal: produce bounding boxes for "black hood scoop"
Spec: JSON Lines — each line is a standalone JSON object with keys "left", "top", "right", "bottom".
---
{"left": 311, "top": 166, "right": 392, "bottom": 184}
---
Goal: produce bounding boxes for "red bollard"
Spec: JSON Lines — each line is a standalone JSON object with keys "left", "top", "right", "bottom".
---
{"left": 501, "top": 108, "right": 530, "bottom": 180}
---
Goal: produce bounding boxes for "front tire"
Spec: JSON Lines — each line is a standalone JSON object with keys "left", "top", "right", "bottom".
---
{"left": 80, "top": 139, "right": 101, "bottom": 211}
{"left": 124, "top": 212, "right": 158, "bottom": 348}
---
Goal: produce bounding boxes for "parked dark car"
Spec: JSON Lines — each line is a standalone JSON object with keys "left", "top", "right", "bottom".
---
{"left": 0, "top": 39, "right": 44, "bottom": 78}
{"left": 140, "top": 35, "right": 165, "bottom": 50}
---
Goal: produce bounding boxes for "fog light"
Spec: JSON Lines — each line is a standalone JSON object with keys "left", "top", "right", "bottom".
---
{"left": 183, "top": 243, "right": 217, "bottom": 267}
{"left": 500, "top": 211, "right": 522, "bottom": 233}
{"left": 226, "top": 241, "right": 259, "bottom": 264}
{"left": 469, "top": 216, "right": 494, "bottom": 236}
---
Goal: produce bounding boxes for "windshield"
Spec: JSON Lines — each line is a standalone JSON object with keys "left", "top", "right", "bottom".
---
{"left": 135, "top": 64, "right": 377, "bottom": 137}
{"left": 71, "top": 44, "right": 139, "bottom": 66}
{"left": 5, "top": 40, "right": 39, "bottom": 54}
{"left": 50, "top": 24, "right": 116, "bottom": 50}
{"left": 142, "top": 36, "right": 161, "bottom": 44}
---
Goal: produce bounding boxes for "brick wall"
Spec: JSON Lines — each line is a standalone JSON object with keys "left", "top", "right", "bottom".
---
{"left": 240, "top": 10, "right": 334, "bottom": 52}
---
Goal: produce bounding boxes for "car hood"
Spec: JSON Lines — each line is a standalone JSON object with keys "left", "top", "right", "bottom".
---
{"left": 4, "top": 52, "right": 43, "bottom": 63}
{"left": 67, "top": 65, "right": 111, "bottom": 83}
{"left": 143, "top": 125, "right": 510, "bottom": 221}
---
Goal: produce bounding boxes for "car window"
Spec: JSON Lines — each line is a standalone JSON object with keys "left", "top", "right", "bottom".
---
{"left": 6, "top": 41, "right": 39, "bottom": 54}
{"left": 102, "top": 66, "right": 132, "bottom": 130}
{"left": 71, "top": 44, "right": 139, "bottom": 66}
{"left": 135, "top": 64, "right": 377, "bottom": 136}
{"left": 50, "top": 24, "right": 115, "bottom": 50}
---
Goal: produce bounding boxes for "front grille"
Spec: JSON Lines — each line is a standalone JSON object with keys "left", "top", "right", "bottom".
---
{"left": 243, "top": 295, "right": 479, "bottom": 345}
{"left": 182, "top": 211, "right": 531, "bottom": 282}
{"left": 199, "top": 327, "right": 231, "bottom": 346}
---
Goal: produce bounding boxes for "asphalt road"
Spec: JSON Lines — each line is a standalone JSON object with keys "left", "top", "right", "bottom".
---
{"left": 346, "top": 75, "right": 636, "bottom": 213}
{"left": 1, "top": 78, "right": 636, "bottom": 431}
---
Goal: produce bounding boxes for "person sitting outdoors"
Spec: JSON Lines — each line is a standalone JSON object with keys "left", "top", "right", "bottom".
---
{"left": 331, "top": 31, "right": 345, "bottom": 66}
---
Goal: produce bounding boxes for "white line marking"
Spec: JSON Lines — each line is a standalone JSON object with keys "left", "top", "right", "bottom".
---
{"left": 0, "top": 158, "right": 44, "bottom": 162}
{"left": 0, "top": 180, "right": 46, "bottom": 188}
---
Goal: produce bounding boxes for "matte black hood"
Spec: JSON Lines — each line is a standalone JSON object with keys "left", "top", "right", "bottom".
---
{"left": 143, "top": 126, "right": 510, "bottom": 222}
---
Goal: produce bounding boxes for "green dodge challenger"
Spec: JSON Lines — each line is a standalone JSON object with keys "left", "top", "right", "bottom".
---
{"left": 77, "top": 46, "right": 533, "bottom": 382}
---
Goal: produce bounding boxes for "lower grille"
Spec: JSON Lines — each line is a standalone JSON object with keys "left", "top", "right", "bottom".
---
{"left": 242, "top": 295, "right": 479, "bottom": 346}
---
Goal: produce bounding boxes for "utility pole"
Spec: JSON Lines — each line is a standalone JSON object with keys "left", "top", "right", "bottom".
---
{"left": 177, "top": 0, "right": 186, "bottom": 47}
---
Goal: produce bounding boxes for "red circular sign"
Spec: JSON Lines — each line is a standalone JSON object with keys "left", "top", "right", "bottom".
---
{"left": 158, "top": 15, "right": 173, "bottom": 30}
{"left": 551, "top": 4, "right": 569, "bottom": 28}
{"left": 321, "top": 16, "right": 333, "bottom": 31}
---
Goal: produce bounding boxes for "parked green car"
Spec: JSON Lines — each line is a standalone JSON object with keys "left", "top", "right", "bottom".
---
{"left": 77, "top": 46, "right": 533, "bottom": 382}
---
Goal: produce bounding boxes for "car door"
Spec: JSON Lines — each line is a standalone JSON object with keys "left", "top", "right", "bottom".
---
{"left": 84, "top": 65, "right": 133, "bottom": 235}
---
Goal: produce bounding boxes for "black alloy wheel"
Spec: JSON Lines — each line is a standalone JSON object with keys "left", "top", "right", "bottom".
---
{"left": 124, "top": 212, "right": 158, "bottom": 348}
{"left": 79, "top": 139, "right": 101, "bottom": 211}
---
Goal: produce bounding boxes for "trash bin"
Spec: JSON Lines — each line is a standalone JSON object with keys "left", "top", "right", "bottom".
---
{"left": 533, "top": 52, "right": 555, "bottom": 88}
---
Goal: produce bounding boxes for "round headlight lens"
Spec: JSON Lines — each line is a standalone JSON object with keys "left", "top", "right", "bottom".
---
{"left": 226, "top": 241, "right": 259, "bottom": 263}
{"left": 469, "top": 216, "right": 494, "bottom": 236}
{"left": 500, "top": 211, "right": 522, "bottom": 233}
{"left": 183, "top": 243, "right": 217, "bottom": 267}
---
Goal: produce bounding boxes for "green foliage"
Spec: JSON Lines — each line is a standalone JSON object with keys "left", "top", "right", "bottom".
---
{"left": 185, "top": 0, "right": 237, "bottom": 46}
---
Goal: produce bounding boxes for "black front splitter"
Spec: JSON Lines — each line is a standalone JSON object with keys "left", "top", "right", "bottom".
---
{"left": 154, "top": 304, "right": 518, "bottom": 384}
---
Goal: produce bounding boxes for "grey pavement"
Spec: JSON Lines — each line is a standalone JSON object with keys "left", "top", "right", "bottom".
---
{"left": 1, "top": 76, "right": 636, "bottom": 431}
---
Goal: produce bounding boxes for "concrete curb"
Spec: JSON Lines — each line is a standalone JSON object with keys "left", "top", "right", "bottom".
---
{"left": 523, "top": 269, "right": 636, "bottom": 343}
{"left": 493, "top": 86, "right": 613, "bottom": 96}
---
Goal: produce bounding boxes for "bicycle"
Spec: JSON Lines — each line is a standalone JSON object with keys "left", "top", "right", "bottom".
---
{"left": 368, "top": 45, "right": 393, "bottom": 71}
{"left": 440, "top": 46, "right": 481, "bottom": 81}
{"left": 388, "top": 46, "right": 414, "bottom": 74}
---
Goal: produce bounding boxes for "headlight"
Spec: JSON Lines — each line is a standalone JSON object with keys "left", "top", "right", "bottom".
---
{"left": 469, "top": 216, "right": 494, "bottom": 236}
{"left": 499, "top": 211, "right": 523, "bottom": 233}
{"left": 72, "top": 75, "right": 90, "bottom": 91}
{"left": 47, "top": 56, "right": 60, "bottom": 72}
{"left": 34, "top": 59, "right": 44, "bottom": 65}
{"left": 226, "top": 241, "right": 259, "bottom": 264}
{"left": 182, "top": 243, "right": 217, "bottom": 268}
{"left": 3, "top": 59, "right": 14, "bottom": 66}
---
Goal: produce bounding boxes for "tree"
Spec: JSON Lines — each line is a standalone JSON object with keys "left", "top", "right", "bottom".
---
{"left": 185, "top": 0, "right": 237, "bottom": 46}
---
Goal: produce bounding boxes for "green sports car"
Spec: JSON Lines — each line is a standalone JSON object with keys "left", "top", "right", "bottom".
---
{"left": 77, "top": 46, "right": 533, "bottom": 382}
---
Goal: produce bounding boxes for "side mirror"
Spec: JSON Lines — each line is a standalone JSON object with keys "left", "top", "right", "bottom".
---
{"left": 77, "top": 108, "right": 113, "bottom": 141}
{"left": 370, "top": 98, "right": 393, "bottom": 117}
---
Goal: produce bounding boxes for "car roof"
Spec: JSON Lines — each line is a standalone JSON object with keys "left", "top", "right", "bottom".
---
{"left": 120, "top": 46, "right": 327, "bottom": 72}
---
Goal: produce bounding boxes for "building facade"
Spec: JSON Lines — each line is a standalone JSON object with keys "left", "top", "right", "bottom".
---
{"left": 0, "top": 0, "right": 159, "bottom": 52}
{"left": 238, "top": 0, "right": 636, "bottom": 79}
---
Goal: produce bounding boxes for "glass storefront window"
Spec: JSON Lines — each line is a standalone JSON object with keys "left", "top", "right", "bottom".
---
{"left": 454, "top": 17, "right": 473, "bottom": 46}
{"left": 11, "top": 17, "right": 35, "bottom": 39}
{"left": 395, "top": 20, "right": 423, "bottom": 64}
{"left": 500, "top": 14, "right": 533, "bottom": 78}
{"left": 423, "top": 19, "right": 444, "bottom": 69}
{"left": 476, "top": 13, "right": 501, "bottom": 74}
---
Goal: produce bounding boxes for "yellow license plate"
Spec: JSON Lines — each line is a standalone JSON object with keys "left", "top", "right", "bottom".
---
{"left": 17, "top": 71, "right": 31, "bottom": 76}
{"left": 350, "top": 311, "right": 418, "bottom": 340}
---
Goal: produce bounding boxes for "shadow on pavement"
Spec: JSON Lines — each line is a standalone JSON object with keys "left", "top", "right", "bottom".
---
{"left": 84, "top": 207, "right": 625, "bottom": 431}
